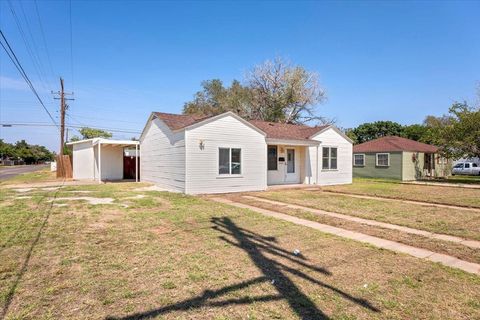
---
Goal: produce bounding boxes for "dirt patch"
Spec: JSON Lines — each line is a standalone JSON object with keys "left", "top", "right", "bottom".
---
{"left": 50, "top": 196, "right": 115, "bottom": 205}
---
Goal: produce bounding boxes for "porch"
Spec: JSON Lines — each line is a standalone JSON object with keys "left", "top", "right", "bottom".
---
{"left": 266, "top": 139, "right": 320, "bottom": 186}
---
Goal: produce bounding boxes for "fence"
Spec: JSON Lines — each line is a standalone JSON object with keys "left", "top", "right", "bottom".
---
{"left": 56, "top": 155, "right": 73, "bottom": 179}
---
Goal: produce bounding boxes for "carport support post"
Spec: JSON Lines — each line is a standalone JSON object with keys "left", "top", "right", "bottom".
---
{"left": 135, "top": 144, "right": 138, "bottom": 182}
{"left": 98, "top": 142, "right": 102, "bottom": 184}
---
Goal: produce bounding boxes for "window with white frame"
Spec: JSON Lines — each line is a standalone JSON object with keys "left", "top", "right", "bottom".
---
{"left": 376, "top": 153, "right": 390, "bottom": 167}
{"left": 322, "top": 147, "right": 338, "bottom": 170}
{"left": 353, "top": 154, "right": 365, "bottom": 166}
{"left": 219, "top": 148, "right": 241, "bottom": 175}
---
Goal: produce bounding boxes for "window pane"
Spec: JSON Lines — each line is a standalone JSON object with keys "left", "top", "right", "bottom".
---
{"left": 330, "top": 148, "right": 337, "bottom": 159}
{"left": 331, "top": 158, "right": 337, "bottom": 169}
{"left": 268, "top": 146, "right": 277, "bottom": 171}
{"left": 322, "top": 157, "right": 329, "bottom": 169}
{"left": 465, "top": 163, "right": 470, "bottom": 168}
{"left": 322, "top": 147, "right": 329, "bottom": 158}
{"left": 231, "top": 148, "right": 241, "bottom": 174}
{"left": 219, "top": 148, "right": 230, "bottom": 174}
{"left": 377, "top": 154, "right": 389, "bottom": 166}
{"left": 354, "top": 155, "right": 364, "bottom": 166}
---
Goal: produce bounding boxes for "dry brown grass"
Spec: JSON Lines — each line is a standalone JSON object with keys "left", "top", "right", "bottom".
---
{"left": 0, "top": 184, "right": 479, "bottom": 319}
{"left": 252, "top": 189, "right": 480, "bottom": 241}
{"left": 323, "top": 178, "right": 480, "bottom": 208}
{"left": 228, "top": 194, "right": 480, "bottom": 264}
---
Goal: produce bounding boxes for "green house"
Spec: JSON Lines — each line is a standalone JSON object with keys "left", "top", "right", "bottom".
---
{"left": 352, "top": 136, "right": 451, "bottom": 180}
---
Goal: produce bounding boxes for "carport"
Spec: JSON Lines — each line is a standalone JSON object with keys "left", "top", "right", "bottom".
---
{"left": 67, "top": 138, "right": 139, "bottom": 183}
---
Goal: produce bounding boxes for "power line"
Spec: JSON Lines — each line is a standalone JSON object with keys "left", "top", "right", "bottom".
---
{"left": 18, "top": 0, "right": 52, "bottom": 89}
{"left": 33, "top": 0, "right": 56, "bottom": 81}
{"left": 6, "top": 0, "right": 49, "bottom": 91}
{"left": 68, "top": 0, "right": 74, "bottom": 91}
{"left": 0, "top": 29, "right": 59, "bottom": 129}
{"left": 1, "top": 122, "right": 142, "bottom": 135}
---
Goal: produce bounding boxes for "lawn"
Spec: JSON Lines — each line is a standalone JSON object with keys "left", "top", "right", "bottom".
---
{"left": 322, "top": 178, "right": 480, "bottom": 208}
{"left": 249, "top": 189, "right": 480, "bottom": 241}
{"left": 0, "top": 183, "right": 479, "bottom": 319}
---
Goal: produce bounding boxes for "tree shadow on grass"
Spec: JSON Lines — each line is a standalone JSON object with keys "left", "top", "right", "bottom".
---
{"left": 106, "top": 217, "right": 380, "bottom": 320}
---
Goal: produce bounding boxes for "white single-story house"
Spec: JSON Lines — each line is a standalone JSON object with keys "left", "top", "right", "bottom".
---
{"left": 67, "top": 138, "right": 140, "bottom": 182}
{"left": 140, "top": 111, "right": 353, "bottom": 194}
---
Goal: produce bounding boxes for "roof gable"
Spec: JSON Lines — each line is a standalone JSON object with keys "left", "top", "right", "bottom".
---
{"left": 353, "top": 136, "right": 438, "bottom": 153}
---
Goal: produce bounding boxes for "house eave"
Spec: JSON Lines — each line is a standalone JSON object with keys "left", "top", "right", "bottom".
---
{"left": 266, "top": 138, "right": 321, "bottom": 146}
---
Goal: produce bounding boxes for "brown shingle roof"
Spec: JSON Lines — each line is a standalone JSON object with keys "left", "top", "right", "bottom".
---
{"left": 153, "top": 112, "right": 213, "bottom": 131}
{"left": 154, "top": 111, "right": 329, "bottom": 140}
{"left": 353, "top": 136, "right": 438, "bottom": 153}
{"left": 249, "top": 120, "right": 329, "bottom": 140}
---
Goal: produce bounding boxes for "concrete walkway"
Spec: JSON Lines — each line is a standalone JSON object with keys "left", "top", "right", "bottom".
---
{"left": 321, "top": 190, "right": 480, "bottom": 212}
{"left": 211, "top": 197, "right": 480, "bottom": 276}
{"left": 243, "top": 195, "right": 480, "bottom": 249}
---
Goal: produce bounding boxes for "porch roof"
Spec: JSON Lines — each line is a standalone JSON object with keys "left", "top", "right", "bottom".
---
{"left": 266, "top": 138, "right": 321, "bottom": 146}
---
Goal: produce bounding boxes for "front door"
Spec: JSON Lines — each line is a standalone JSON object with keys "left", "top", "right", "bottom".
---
{"left": 285, "top": 148, "right": 299, "bottom": 183}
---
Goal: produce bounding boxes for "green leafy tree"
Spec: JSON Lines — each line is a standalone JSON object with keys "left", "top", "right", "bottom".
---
{"left": 425, "top": 102, "right": 480, "bottom": 159}
{"left": 78, "top": 127, "right": 112, "bottom": 139}
{"left": 402, "top": 124, "right": 431, "bottom": 143}
{"left": 349, "top": 121, "right": 404, "bottom": 144}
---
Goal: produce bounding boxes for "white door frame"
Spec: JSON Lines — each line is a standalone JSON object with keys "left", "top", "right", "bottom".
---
{"left": 285, "top": 148, "right": 300, "bottom": 183}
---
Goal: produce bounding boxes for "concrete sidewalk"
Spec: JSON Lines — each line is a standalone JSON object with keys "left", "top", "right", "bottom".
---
{"left": 211, "top": 197, "right": 480, "bottom": 276}
{"left": 243, "top": 195, "right": 480, "bottom": 249}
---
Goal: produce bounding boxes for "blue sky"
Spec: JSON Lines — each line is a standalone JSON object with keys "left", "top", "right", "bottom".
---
{"left": 1, "top": 1, "right": 479, "bottom": 152}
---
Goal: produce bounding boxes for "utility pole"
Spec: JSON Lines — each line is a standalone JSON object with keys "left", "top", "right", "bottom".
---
{"left": 52, "top": 78, "right": 74, "bottom": 155}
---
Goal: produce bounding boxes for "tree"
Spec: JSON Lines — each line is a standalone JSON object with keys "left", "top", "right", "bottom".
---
{"left": 425, "top": 102, "right": 480, "bottom": 159}
{"left": 69, "top": 135, "right": 81, "bottom": 142}
{"left": 402, "top": 124, "right": 431, "bottom": 143}
{"left": 246, "top": 57, "right": 327, "bottom": 123}
{"left": 348, "top": 121, "right": 404, "bottom": 144}
{"left": 183, "top": 57, "right": 328, "bottom": 124}
{"left": 78, "top": 127, "right": 112, "bottom": 139}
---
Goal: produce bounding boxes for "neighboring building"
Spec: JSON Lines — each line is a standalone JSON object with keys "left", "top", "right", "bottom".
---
{"left": 140, "top": 111, "right": 353, "bottom": 194}
{"left": 66, "top": 138, "right": 139, "bottom": 182}
{"left": 352, "top": 136, "right": 451, "bottom": 180}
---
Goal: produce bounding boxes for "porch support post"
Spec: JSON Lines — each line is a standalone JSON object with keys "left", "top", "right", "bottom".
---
{"left": 316, "top": 145, "right": 319, "bottom": 184}
{"left": 98, "top": 142, "right": 102, "bottom": 184}
{"left": 135, "top": 144, "right": 138, "bottom": 182}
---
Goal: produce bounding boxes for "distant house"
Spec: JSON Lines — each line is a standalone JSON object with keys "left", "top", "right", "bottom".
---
{"left": 139, "top": 111, "right": 353, "bottom": 194}
{"left": 352, "top": 136, "right": 451, "bottom": 180}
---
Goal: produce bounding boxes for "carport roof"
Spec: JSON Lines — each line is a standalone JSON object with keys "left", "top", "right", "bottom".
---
{"left": 66, "top": 138, "right": 139, "bottom": 147}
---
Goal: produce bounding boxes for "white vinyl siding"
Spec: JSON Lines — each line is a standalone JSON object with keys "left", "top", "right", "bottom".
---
{"left": 185, "top": 115, "right": 266, "bottom": 194}
{"left": 309, "top": 128, "right": 353, "bottom": 186}
{"left": 72, "top": 141, "right": 95, "bottom": 180}
{"left": 140, "top": 117, "right": 186, "bottom": 192}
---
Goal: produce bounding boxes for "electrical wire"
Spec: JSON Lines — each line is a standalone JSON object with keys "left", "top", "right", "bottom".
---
{"left": 1, "top": 122, "right": 141, "bottom": 135}
{"left": 6, "top": 0, "right": 49, "bottom": 91}
{"left": 33, "top": 0, "right": 56, "bottom": 81}
{"left": 0, "top": 29, "right": 59, "bottom": 129}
